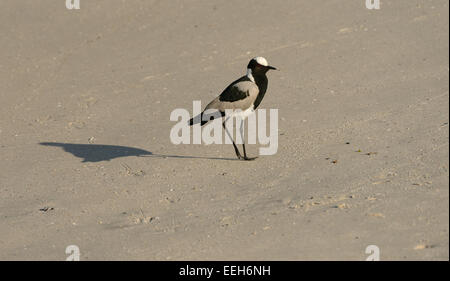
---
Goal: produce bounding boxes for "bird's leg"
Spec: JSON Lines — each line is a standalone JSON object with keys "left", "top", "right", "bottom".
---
{"left": 240, "top": 119, "right": 257, "bottom": 161}
{"left": 222, "top": 120, "right": 242, "bottom": 159}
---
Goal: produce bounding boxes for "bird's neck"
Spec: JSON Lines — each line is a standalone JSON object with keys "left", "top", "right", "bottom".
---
{"left": 247, "top": 69, "right": 268, "bottom": 110}
{"left": 246, "top": 69, "right": 267, "bottom": 87}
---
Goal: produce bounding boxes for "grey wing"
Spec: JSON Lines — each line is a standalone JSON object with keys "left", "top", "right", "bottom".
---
{"left": 219, "top": 77, "right": 251, "bottom": 102}
{"left": 205, "top": 80, "right": 259, "bottom": 112}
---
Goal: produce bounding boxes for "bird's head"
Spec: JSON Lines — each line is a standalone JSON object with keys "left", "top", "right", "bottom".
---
{"left": 247, "top": 57, "right": 277, "bottom": 74}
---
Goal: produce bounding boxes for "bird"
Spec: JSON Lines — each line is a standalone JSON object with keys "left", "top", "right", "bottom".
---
{"left": 188, "top": 57, "right": 277, "bottom": 160}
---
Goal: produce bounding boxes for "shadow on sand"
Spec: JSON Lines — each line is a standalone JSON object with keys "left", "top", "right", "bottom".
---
{"left": 39, "top": 142, "right": 238, "bottom": 162}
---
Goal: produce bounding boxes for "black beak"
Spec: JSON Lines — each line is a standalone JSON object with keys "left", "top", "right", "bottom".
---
{"left": 267, "top": 65, "right": 277, "bottom": 70}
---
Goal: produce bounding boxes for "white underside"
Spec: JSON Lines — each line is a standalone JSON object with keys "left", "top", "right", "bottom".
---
{"left": 229, "top": 105, "right": 255, "bottom": 120}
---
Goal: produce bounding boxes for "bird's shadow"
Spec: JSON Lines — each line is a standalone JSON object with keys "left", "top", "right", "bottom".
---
{"left": 39, "top": 142, "right": 238, "bottom": 162}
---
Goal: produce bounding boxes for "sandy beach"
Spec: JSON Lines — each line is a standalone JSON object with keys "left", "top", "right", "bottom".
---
{"left": 0, "top": 0, "right": 448, "bottom": 260}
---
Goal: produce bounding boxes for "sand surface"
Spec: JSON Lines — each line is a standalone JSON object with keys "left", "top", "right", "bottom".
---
{"left": 0, "top": 0, "right": 448, "bottom": 260}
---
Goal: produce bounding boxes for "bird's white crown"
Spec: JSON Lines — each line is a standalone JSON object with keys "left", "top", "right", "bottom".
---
{"left": 254, "top": 57, "right": 268, "bottom": 67}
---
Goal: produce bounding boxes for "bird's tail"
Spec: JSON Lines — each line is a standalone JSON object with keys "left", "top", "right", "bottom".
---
{"left": 188, "top": 112, "right": 208, "bottom": 126}
{"left": 188, "top": 110, "right": 225, "bottom": 126}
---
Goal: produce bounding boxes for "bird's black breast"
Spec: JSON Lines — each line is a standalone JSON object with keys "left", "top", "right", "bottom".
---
{"left": 253, "top": 74, "right": 268, "bottom": 109}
